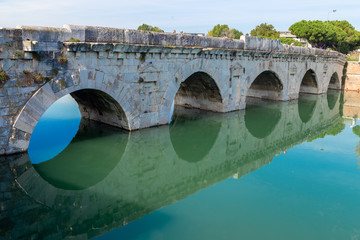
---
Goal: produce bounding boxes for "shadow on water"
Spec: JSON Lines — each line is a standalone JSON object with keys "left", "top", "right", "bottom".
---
{"left": 0, "top": 93, "right": 344, "bottom": 240}
{"left": 33, "top": 119, "right": 129, "bottom": 190}
{"left": 169, "top": 106, "right": 221, "bottom": 163}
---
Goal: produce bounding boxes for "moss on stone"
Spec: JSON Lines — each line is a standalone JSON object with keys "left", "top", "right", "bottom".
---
{"left": 14, "top": 51, "right": 23, "bottom": 57}
{"left": 0, "top": 70, "right": 10, "bottom": 87}
{"left": 69, "top": 37, "right": 80, "bottom": 42}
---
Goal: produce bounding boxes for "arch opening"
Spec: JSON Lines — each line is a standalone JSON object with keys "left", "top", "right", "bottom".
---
{"left": 328, "top": 72, "right": 341, "bottom": 90}
{"left": 246, "top": 71, "right": 283, "bottom": 101}
{"left": 28, "top": 88, "right": 129, "bottom": 164}
{"left": 174, "top": 72, "right": 223, "bottom": 113}
{"left": 300, "top": 69, "right": 318, "bottom": 94}
{"left": 71, "top": 89, "right": 129, "bottom": 130}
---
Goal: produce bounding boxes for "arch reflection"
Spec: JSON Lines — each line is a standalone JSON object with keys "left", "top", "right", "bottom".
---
{"left": 33, "top": 119, "right": 129, "bottom": 190}
{"left": 327, "top": 90, "right": 340, "bottom": 110}
{"left": 298, "top": 94, "right": 317, "bottom": 123}
{"left": 169, "top": 106, "right": 221, "bottom": 163}
{"left": 245, "top": 101, "right": 281, "bottom": 139}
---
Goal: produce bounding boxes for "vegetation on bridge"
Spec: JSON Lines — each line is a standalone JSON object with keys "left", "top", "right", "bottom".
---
{"left": 0, "top": 70, "right": 10, "bottom": 88}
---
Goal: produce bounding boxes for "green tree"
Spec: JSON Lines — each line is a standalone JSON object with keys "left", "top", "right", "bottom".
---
{"left": 207, "top": 24, "right": 243, "bottom": 39}
{"left": 250, "top": 23, "right": 280, "bottom": 38}
{"left": 289, "top": 20, "right": 360, "bottom": 53}
{"left": 137, "top": 24, "right": 163, "bottom": 32}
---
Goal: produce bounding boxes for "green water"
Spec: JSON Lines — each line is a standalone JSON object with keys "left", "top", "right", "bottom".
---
{"left": 3, "top": 91, "right": 360, "bottom": 239}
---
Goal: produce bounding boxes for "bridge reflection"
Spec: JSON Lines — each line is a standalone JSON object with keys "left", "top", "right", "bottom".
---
{"left": 0, "top": 92, "right": 342, "bottom": 239}
{"left": 245, "top": 101, "right": 282, "bottom": 139}
{"left": 33, "top": 120, "right": 128, "bottom": 190}
{"left": 298, "top": 94, "right": 317, "bottom": 123}
{"left": 169, "top": 107, "right": 221, "bottom": 163}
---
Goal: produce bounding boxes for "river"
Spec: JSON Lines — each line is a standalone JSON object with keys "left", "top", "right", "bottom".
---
{"left": 1, "top": 90, "right": 360, "bottom": 239}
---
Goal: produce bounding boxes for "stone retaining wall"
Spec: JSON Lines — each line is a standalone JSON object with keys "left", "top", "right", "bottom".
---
{"left": 345, "top": 62, "right": 360, "bottom": 91}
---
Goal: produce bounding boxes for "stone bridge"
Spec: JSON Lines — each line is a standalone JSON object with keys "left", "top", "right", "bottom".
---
{"left": 0, "top": 93, "right": 342, "bottom": 239}
{"left": 0, "top": 25, "right": 346, "bottom": 155}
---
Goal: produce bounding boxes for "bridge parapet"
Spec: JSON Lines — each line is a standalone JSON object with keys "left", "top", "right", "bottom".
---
{"left": 0, "top": 25, "right": 345, "bottom": 59}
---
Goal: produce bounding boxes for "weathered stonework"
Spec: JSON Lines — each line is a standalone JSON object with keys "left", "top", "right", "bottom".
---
{"left": 0, "top": 25, "right": 346, "bottom": 155}
{"left": 344, "top": 62, "right": 360, "bottom": 91}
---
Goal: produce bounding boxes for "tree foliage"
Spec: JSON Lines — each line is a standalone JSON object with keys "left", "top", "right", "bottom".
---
{"left": 353, "top": 125, "right": 360, "bottom": 137}
{"left": 137, "top": 24, "right": 163, "bottom": 32}
{"left": 289, "top": 20, "right": 360, "bottom": 53}
{"left": 250, "top": 23, "right": 280, "bottom": 38}
{"left": 207, "top": 24, "right": 243, "bottom": 39}
{"left": 307, "top": 119, "right": 345, "bottom": 142}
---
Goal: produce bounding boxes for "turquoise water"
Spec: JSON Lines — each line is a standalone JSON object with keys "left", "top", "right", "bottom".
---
{"left": 102, "top": 127, "right": 360, "bottom": 240}
{"left": 3, "top": 91, "right": 360, "bottom": 239}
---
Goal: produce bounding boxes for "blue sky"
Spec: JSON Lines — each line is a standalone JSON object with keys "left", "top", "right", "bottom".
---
{"left": 1, "top": 0, "right": 360, "bottom": 34}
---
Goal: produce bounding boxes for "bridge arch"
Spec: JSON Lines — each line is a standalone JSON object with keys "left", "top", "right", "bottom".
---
{"left": 299, "top": 69, "right": 318, "bottom": 94}
{"left": 161, "top": 59, "right": 227, "bottom": 124}
{"left": 246, "top": 70, "right": 284, "bottom": 101}
{"left": 11, "top": 76, "right": 132, "bottom": 152}
{"left": 174, "top": 71, "right": 223, "bottom": 110}
{"left": 327, "top": 72, "right": 341, "bottom": 90}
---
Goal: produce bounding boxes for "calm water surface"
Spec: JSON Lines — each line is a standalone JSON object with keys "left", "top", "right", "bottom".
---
{"left": 2, "top": 91, "right": 360, "bottom": 239}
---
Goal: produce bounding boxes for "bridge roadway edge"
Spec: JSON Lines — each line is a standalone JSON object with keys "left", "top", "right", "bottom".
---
{"left": 0, "top": 25, "right": 347, "bottom": 155}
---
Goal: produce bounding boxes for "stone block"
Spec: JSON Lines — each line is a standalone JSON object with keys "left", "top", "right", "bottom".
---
{"left": 95, "top": 70, "right": 104, "bottom": 87}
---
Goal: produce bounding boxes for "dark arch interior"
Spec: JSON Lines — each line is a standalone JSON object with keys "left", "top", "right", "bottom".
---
{"left": 170, "top": 107, "right": 221, "bottom": 163}
{"left": 71, "top": 89, "right": 129, "bottom": 130}
{"left": 33, "top": 120, "right": 129, "bottom": 190}
{"left": 247, "top": 71, "right": 283, "bottom": 101}
{"left": 327, "top": 90, "right": 340, "bottom": 110}
{"left": 298, "top": 94, "right": 317, "bottom": 123}
{"left": 300, "top": 70, "right": 318, "bottom": 94}
{"left": 328, "top": 72, "right": 341, "bottom": 90}
{"left": 174, "top": 72, "right": 223, "bottom": 112}
{"left": 245, "top": 103, "right": 281, "bottom": 139}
